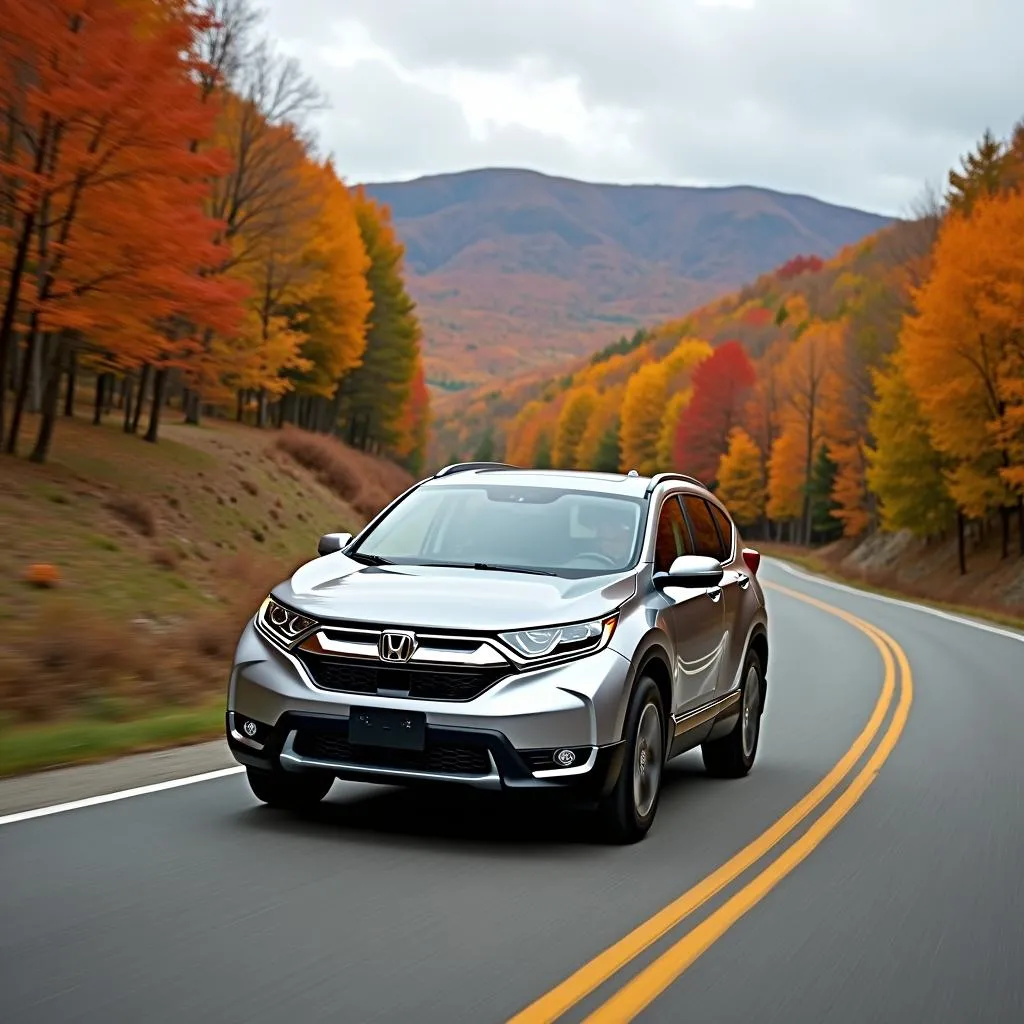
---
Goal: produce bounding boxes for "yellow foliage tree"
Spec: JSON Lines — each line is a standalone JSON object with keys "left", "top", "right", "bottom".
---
{"left": 865, "top": 355, "right": 955, "bottom": 536}
{"left": 766, "top": 426, "right": 806, "bottom": 523}
{"left": 576, "top": 387, "right": 623, "bottom": 471}
{"left": 553, "top": 386, "right": 598, "bottom": 468}
{"left": 656, "top": 388, "right": 692, "bottom": 468}
{"left": 716, "top": 427, "right": 764, "bottom": 527}
{"left": 620, "top": 360, "right": 668, "bottom": 475}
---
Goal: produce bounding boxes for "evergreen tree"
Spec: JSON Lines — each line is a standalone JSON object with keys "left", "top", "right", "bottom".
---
{"left": 473, "top": 428, "right": 495, "bottom": 462}
{"left": 806, "top": 443, "right": 843, "bottom": 542}
{"left": 592, "top": 422, "right": 622, "bottom": 473}
{"left": 337, "top": 189, "right": 421, "bottom": 453}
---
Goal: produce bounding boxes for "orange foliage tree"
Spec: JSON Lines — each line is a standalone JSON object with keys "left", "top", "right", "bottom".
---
{"left": 897, "top": 188, "right": 1024, "bottom": 558}
{"left": 0, "top": 0, "right": 245, "bottom": 459}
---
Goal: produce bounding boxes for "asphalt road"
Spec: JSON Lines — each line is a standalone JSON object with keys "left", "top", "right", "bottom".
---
{"left": 1, "top": 559, "right": 1022, "bottom": 1024}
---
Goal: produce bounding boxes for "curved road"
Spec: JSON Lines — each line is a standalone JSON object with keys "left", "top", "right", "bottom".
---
{"left": 1, "top": 559, "right": 1022, "bottom": 1023}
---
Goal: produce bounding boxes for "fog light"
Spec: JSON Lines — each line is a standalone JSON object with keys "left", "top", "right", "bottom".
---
{"left": 231, "top": 713, "right": 268, "bottom": 748}
{"left": 554, "top": 748, "right": 576, "bottom": 767}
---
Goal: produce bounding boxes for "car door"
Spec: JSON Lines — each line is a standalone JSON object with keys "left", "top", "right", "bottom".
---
{"left": 653, "top": 493, "right": 725, "bottom": 714}
{"left": 680, "top": 494, "right": 744, "bottom": 698}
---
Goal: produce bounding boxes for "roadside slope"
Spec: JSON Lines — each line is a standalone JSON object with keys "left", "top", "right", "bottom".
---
{"left": 0, "top": 416, "right": 412, "bottom": 775}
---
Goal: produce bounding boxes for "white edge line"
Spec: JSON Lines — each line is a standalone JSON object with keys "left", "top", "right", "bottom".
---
{"left": 0, "top": 766, "right": 246, "bottom": 827}
{"left": 767, "top": 557, "right": 1024, "bottom": 644}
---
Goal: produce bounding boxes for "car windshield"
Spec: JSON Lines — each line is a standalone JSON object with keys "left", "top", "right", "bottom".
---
{"left": 350, "top": 482, "right": 646, "bottom": 577}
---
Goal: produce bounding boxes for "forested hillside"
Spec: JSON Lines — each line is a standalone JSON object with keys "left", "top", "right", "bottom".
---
{"left": 435, "top": 123, "right": 1024, "bottom": 595}
{"left": 0, "top": 0, "right": 428, "bottom": 474}
{"left": 364, "top": 168, "right": 891, "bottom": 386}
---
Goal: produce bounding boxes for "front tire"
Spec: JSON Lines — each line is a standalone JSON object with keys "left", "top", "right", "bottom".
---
{"left": 246, "top": 766, "right": 334, "bottom": 810}
{"left": 701, "top": 648, "right": 764, "bottom": 778}
{"left": 597, "top": 675, "right": 665, "bottom": 844}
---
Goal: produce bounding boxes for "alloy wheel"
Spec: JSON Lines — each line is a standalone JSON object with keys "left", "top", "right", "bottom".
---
{"left": 633, "top": 702, "right": 663, "bottom": 818}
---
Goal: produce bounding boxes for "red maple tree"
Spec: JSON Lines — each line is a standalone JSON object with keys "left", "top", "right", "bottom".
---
{"left": 672, "top": 340, "right": 757, "bottom": 484}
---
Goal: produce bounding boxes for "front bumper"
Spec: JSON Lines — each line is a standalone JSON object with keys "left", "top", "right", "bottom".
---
{"left": 226, "top": 618, "right": 634, "bottom": 796}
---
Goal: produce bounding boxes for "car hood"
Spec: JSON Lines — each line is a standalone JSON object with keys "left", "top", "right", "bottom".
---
{"left": 271, "top": 554, "right": 639, "bottom": 632}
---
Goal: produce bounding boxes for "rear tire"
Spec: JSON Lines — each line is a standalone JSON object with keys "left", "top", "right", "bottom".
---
{"left": 596, "top": 675, "right": 665, "bottom": 844}
{"left": 246, "top": 766, "right": 334, "bottom": 810}
{"left": 701, "top": 648, "right": 764, "bottom": 778}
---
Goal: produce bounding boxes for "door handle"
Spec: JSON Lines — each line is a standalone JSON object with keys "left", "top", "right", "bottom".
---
{"left": 737, "top": 573, "right": 750, "bottom": 590}
{"left": 707, "top": 587, "right": 722, "bottom": 603}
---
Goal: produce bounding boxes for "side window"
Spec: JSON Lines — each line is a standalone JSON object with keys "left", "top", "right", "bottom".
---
{"left": 681, "top": 496, "right": 726, "bottom": 561}
{"left": 654, "top": 496, "right": 692, "bottom": 573}
{"left": 707, "top": 502, "right": 734, "bottom": 560}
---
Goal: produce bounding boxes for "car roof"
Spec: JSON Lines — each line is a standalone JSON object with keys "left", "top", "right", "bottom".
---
{"left": 425, "top": 464, "right": 714, "bottom": 500}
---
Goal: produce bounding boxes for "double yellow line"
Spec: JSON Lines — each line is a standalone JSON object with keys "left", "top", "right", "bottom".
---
{"left": 508, "top": 581, "right": 914, "bottom": 1023}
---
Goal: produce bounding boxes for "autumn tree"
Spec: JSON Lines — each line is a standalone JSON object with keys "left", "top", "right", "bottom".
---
{"left": 553, "top": 386, "right": 597, "bottom": 468}
{"left": 898, "top": 188, "right": 1024, "bottom": 559}
{"left": 716, "top": 427, "right": 763, "bottom": 528}
{"left": 575, "top": 386, "right": 623, "bottom": 472}
{"left": 672, "top": 340, "right": 756, "bottom": 485}
{"left": 774, "top": 320, "right": 843, "bottom": 542}
{"left": 0, "top": 0, "right": 244, "bottom": 459}
{"left": 865, "top": 355, "right": 955, "bottom": 540}
{"left": 620, "top": 360, "right": 668, "bottom": 475}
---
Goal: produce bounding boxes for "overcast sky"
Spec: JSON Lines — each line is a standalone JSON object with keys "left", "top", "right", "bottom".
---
{"left": 258, "top": 0, "right": 1022, "bottom": 216}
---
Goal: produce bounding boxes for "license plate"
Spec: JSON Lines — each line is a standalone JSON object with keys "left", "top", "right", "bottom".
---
{"left": 348, "top": 706, "right": 426, "bottom": 751}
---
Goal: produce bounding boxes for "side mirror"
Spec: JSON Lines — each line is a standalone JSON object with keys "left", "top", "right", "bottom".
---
{"left": 317, "top": 532, "right": 353, "bottom": 557}
{"left": 653, "top": 554, "right": 724, "bottom": 590}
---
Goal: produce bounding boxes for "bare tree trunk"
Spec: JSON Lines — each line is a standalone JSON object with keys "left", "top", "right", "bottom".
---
{"left": 64, "top": 347, "right": 77, "bottom": 417}
{"left": 145, "top": 368, "right": 167, "bottom": 443}
{"left": 93, "top": 373, "right": 106, "bottom": 425}
{"left": 5, "top": 316, "right": 38, "bottom": 454}
{"left": 257, "top": 388, "right": 266, "bottom": 428}
{"left": 1018, "top": 495, "right": 1024, "bottom": 558}
{"left": 131, "top": 363, "right": 151, "bottom": 434}
{"left": 185, "top": 389, "right": 201, "bottom": 425}
{"left": 122, "top": 375, "right": 135, "bottom": 433}
{"left": 0, "top": 211, "right": 36, "bottom": 449}
{"left": 29, "top": 333, "right": 65, "bottom": 464}
{"left": 957, "top": 511, "right": 966, "bottom": 576}
{"left": 28, "top": 318, "right": 42, "bottom": 414}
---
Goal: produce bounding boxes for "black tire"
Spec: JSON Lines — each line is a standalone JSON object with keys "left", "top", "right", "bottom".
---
{"left": 246, "top": 766, "right": 334, "bottom": 810}
{"left": 701, "top": 648, "right": 764, "bottom": 778}
{"left": 596, "top": 675, "right": 666, "bottom": 844}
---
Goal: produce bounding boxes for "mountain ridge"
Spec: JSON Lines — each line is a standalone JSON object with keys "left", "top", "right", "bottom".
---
{"left": 360, "top": 167, "right": 893, "bottom": 385}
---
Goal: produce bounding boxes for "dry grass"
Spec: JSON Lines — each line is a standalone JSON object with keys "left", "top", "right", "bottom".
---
{"left": 0, "top": 416, "right": 415, "bottom": 734}
{"left": 274, "top": 426, "right": 415, "bottom": 519}
{"left": 0, "top": 551, "right": 295, "bottom": 723}
{"left": 105, "top": 494, "right": 158, "bottom": 537}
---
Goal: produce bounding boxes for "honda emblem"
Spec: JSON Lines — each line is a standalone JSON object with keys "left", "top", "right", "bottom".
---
{"left": 379, "top": 631, "right": 415, "bottom": 662}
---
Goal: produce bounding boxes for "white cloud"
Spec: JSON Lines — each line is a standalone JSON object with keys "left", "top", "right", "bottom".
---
{"left": 257, "top": 0, "right": 1024, "bottom": 214}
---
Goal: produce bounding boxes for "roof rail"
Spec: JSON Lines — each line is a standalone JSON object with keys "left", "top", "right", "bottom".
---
{"left": 432, "top": 461, "right": 521, "bottom": 478}
{"left": 644, "top": 471, "right": 707, "bottom": 496}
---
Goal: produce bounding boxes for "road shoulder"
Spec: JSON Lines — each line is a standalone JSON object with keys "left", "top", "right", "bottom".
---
{"left": 0, "top": 739, "right": 237, "bottom": 817}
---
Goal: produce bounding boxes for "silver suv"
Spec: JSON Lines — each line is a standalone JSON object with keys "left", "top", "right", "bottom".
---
{"left": 226, "top": 464, "right": 769, "bottom": 842}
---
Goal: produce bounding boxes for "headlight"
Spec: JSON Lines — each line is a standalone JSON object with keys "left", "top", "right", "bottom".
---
{"left": 498, "top": 615, "right": 617, "bottom": 660}
{"left": 257, "top": 596, "right": 319, "bottom": 648}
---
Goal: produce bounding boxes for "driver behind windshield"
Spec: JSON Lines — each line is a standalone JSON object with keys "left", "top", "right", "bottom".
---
{"left": 584, "top": 502, "right": 636, "bottom": 564}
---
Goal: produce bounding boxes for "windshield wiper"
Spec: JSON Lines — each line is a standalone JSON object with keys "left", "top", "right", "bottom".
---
{"left": 429, "top": 561, "right": 557, "bottom": 577}
{"left": 347, "top": 551, "right": 394, "bottom": 566}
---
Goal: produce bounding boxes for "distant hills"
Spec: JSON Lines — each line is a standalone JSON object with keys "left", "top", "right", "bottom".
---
{"left": 362, "top": 168, "right": 893, "bottom": 386}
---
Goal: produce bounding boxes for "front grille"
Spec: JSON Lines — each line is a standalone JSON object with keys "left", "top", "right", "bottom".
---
{"left": 293, "top": 730, "right": 491, "bottom": 776}
{"left": 296, "top": 651, "right": 509, "bottom": 701}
